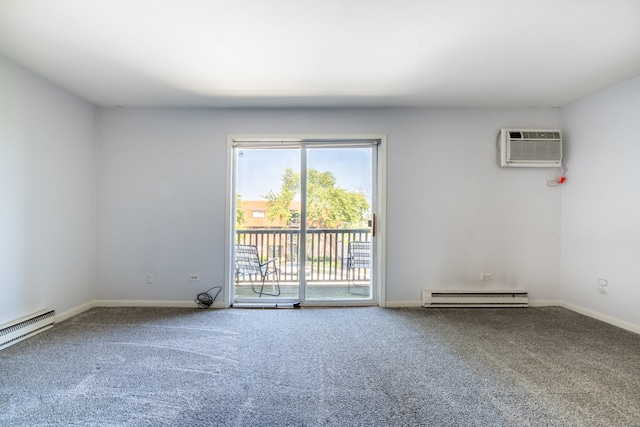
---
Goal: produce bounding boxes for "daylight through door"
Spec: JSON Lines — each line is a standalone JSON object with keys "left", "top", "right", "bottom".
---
{"left": 231, "top": 138, "right": 378, "bottom": 306}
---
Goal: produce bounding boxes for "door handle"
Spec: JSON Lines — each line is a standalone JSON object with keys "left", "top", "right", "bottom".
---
{"left": 372, "top": 213, "right": 376, "bottom": 237}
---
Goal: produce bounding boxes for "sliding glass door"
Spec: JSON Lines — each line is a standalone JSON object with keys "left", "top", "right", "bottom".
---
{"left": 234, "top": 147, "right": 301, "bottom": 300}
{"left": 303, "top": 146, "right": 373, "bottom": 301}
{"left": 230, "top": 137, "right": 379, "bottom": 306}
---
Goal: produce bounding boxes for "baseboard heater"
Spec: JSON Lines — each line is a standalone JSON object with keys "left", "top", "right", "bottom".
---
{"left": 0, "top": 309, "right": 55, "bottom": 350}
{"left": 422, "top": 291, "right": 528, "bottom": 308}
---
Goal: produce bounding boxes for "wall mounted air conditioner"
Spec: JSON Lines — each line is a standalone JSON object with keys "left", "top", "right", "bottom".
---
{"left": 499, "top": 129, "right": 562, "bottom": 167}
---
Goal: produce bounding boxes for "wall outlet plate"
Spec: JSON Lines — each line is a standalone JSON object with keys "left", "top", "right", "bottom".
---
{"left": 480, "top": 273, "right": 493, "bottom": 281}
{"left": 189, "top": 274, "right": 199, "bottom": 281}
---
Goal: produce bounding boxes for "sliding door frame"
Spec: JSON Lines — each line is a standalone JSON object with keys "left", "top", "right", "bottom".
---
{"left": 224, "top": 134, "right": 387, "bottom": 308}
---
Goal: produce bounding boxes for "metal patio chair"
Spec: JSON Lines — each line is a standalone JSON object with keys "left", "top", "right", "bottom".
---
{"left": 346, "top": 241, "right": 371, "bottom": 294}
{"left": 235, "top": 244, "right": 280, "bottom": 297}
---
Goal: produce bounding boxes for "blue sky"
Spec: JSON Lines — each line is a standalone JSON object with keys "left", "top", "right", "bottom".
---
{"left": 236, "top": 147, "right": 372, "bottom": 203}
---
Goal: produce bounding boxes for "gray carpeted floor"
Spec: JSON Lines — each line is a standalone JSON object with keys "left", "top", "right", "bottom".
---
{"left": 1, "top": 306, "right": 640, "bottom": 426}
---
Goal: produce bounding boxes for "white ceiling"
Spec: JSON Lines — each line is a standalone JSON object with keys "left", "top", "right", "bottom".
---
{"left": 2, "top": 0, "right": 640, "bottom": 108}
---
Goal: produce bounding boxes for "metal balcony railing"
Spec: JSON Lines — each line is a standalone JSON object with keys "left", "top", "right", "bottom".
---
{"left": 236, "top": 228, "right": 371, "bottom": 282}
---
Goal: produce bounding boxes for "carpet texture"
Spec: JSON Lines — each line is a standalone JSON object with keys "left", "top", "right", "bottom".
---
{"left": 1, "top": 306, "right": 640, "bottom": 426}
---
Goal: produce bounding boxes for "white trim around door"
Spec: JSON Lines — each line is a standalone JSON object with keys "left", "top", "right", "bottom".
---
{"left": 224, "top": 134, "right": 387, "bottom": 308}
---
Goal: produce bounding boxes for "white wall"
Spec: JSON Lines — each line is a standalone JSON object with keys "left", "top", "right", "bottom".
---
{"left": 0, "top": 56, "right": 96, "bottom": 325}
{"left": 96, "top": 107, "right": 561, "bottom": 306}
{"left": 385, "top": 109, "right": 562, "bottom": 305}
{"left": 4, "top": 50, "right": 637, "bottom": 328}
{"left": 560, "top": 76, "right": 640, "bottom": 330}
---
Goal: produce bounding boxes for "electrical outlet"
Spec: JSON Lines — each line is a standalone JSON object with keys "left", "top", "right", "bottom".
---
{"left": 480, "top": 273, "right": 493, "bottom": 281}
{"left": 146, "top": 273, "right": 154, "bottom": 284}
{"left": 598, "top": 278, "right": 608, "bottom": 294}
{"left": 189, "top": 274, "right": 199, "bottom": 282}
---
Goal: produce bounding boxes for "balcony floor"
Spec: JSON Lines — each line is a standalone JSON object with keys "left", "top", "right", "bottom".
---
{"left": 234, "top": 281, "right": 371, "bottom": 300}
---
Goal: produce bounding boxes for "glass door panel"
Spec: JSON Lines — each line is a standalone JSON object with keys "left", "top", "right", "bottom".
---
{"left": 234, "top": 148, "right": 301, "bottom": 302}
{"left": 304, "top": 147, "right": 373, "bottom": 301}
{"left": 232, "top": 140, "right": 377, "bottom": 306}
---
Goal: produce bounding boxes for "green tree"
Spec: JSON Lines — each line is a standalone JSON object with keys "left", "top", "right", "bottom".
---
{"left": 265, "top": 167, "right": 369, "bottom": 229}
{"left": 236, "top": 194, "right": 247, "bottom": 229}
{"left": 264, "top": 167, "right": 298, "bottom": 226}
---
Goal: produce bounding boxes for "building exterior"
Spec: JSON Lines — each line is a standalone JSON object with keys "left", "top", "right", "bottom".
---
{"left": 238, "top": 200, "right": 301, "bottom": 229}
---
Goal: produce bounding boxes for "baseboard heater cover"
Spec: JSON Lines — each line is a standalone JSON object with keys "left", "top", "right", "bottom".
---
{"left": 0, "top": 309, "right": 55, "bottom": 350}
{"left": 422, "top": 291, "right": 528, "bottom": 307}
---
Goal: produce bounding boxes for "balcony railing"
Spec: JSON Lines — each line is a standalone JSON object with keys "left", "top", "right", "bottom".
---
{"left": 236, "top": 228, "right": 371, "bottom": 282}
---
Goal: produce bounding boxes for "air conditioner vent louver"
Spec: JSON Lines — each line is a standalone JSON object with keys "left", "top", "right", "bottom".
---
{"left": 499, "top": 128, "right": 562, "bottom": 167}
{"left": 518, "top": 131, "right": 561, "bottom": 140}
{"left": 509, "top": 140, "right": 562, "bottom": 162}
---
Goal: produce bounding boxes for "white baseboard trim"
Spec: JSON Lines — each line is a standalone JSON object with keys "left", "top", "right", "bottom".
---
{"left": 561, "top": 302, "right": 640, "bottom": 335}
{"left": 95, "top": 299, "right": 194, "bottom": 308}
{"left": 94, "top": 299, "right": 226, "bottom": 309}
{"left": 529, "top": 299, "right": 561, "bottom": 307}
{"left": 385, "top": 300, "right": 423, "bottom": 308}
{"left": 56, "top": 301, "right": 96, "bottom": 323}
